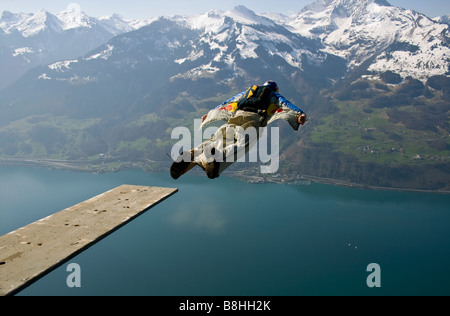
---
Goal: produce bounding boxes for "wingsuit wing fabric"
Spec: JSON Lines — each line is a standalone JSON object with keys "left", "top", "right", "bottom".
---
{"left": 200, "top": 91, "right": 244, "bottom": 129}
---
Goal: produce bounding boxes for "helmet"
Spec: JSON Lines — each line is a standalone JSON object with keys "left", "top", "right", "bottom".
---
{"left": 264, "top": 80, "right": 279, "bottom": 93}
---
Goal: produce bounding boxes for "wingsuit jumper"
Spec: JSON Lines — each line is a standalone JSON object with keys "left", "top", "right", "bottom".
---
{"left": 170, "top": 81, "right": 307, "bottom": 180}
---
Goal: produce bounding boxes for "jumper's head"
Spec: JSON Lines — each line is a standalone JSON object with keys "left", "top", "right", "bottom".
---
{"left": 264, "top": 80, "right": 279, "bottom": 93}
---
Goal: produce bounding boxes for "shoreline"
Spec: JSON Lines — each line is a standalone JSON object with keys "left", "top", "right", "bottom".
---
{"left": 229, "top": 169, "right": 450, "bottom": 194}
{"left": 1, "top": 157, "right": 449, "bottom": 194}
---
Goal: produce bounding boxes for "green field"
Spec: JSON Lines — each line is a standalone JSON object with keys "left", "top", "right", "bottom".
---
{"left": 310, "top": 79, "right": 450, "bottom": 165}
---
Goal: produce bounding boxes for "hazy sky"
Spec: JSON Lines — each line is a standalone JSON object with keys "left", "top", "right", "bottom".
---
{"left": 1, "top": 0, "right": 449, "bottom": 20}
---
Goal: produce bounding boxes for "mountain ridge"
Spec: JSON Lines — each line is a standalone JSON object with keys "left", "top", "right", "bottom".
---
{"left": 0, "top": 8, "right": 152, "bottom": 89}
{"left": 287, "top": 0, "right": 450, "bottom": 80}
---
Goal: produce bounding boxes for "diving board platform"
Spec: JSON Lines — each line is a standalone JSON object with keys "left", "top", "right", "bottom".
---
{"left": 0, "top": 185, "right": 178, "bottom": 296}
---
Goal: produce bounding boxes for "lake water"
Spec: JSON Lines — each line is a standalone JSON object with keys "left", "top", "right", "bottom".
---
{"left": 0, "top": 166, "right": 449, "bottom": 296}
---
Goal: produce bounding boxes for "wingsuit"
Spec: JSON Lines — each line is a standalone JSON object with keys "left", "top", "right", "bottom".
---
{"left": 170, "top": 81, "right": 307, "bottom": 180}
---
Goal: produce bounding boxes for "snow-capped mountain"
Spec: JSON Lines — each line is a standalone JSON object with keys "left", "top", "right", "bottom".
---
{"left": 20, "top": 0, "right": 449, "bottom": 97}
{"left": 0, "top": 9, "right": 147, "bottom": 38}
{"left": 2, "top": 1, "right": 449, "bottom": 111}
{"left": 28, "top": 5, "right": 342, "bottom": 92}
{"left": 2, "top": 1, "right": 449, "bottom": 92}
{"left": 164, "top": 5, "right": 332, "bottom": 81}
{"left": 434, "top": 14, "right": 450, "bottom": 25}
{"left": 0, "top": 6, "right": 348, "bottom": 124}
{"left": 0, "top": 9, "right": 150, "bottom": 89}
{"left": 97, "top": 14, "right": 154, "bottom": 36}
{"left": 1, "top": 9, "right": 63, "bottom": 37}
{"left": 287, "top": 0, "right": 450, "bottom": 80}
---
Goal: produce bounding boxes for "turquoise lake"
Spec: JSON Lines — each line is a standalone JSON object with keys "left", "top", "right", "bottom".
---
{"left": 0, "top": 166, "right": 449, "bottom": 296}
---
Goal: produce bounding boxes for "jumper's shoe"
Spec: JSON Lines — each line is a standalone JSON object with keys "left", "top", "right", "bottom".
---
{"left": 170, "top": 151, "right": 194, "bottom": 180}
{"left": 205, "top": 161, "right": 221, "bottom": 179}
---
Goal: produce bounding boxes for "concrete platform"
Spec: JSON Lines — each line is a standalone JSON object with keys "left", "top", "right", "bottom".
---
{"left": 0, "top": 184, "right": 178, "bottom": 296}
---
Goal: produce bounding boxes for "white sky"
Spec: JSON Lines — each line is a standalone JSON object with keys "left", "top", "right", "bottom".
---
{"left": 1, "top": 0, "right": 449, "bottom": 19}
